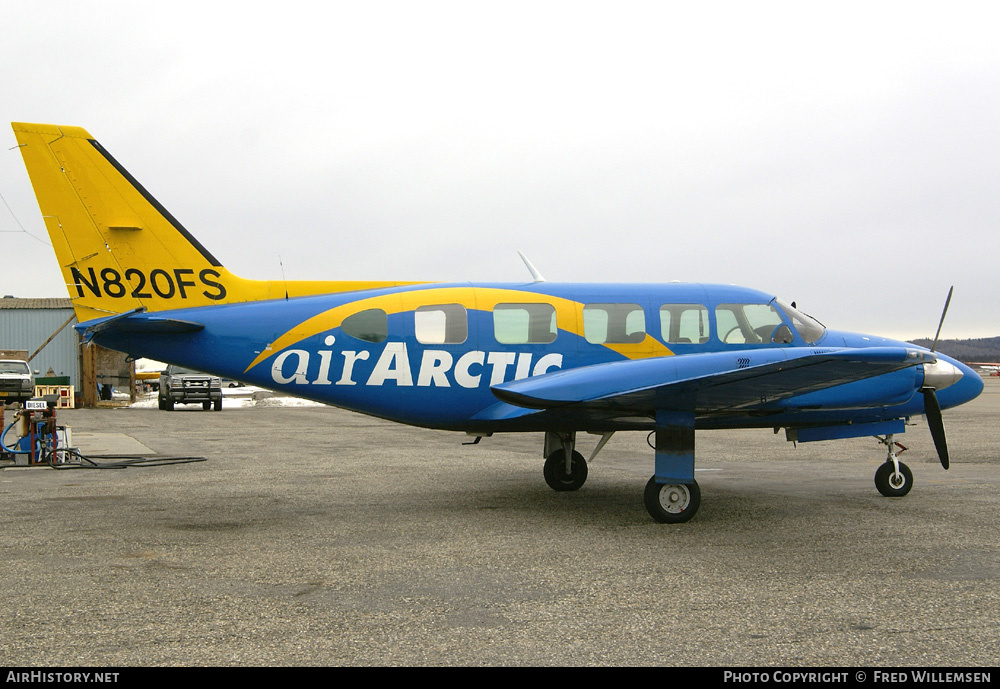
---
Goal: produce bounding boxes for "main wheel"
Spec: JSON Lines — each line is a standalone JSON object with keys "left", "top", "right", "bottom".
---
{"left": 213, "top": 398, "right": 222, "bottom": 411}
{"left": 202, "top": 401, "right": 211, "bottom": 411}
{"left": 875, "top": 461, "right": 913, "bottom": 497}
{"left": 543, "top": 450, "right": 588, "bottom": 491}
{"left": 644, "top": 477, "right": 700, "bottom": 523}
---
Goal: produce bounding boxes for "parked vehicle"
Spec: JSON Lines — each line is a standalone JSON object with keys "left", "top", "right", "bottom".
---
{"left": 158, "top": 365, "right": 222, "bottom": 411}
{"left": 0, "top": 360, "right": 35, "bottom": 406}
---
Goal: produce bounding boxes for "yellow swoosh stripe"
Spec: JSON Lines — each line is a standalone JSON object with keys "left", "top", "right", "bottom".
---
{"left": 244, "top": 286, "right": 672, "bottom": 373}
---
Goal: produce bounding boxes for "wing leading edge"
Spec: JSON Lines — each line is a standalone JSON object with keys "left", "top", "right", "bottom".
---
{"left": 492, "top": 347, "right": 935, "bottom": 416}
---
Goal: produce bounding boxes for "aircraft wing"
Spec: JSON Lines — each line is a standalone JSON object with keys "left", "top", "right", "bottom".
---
{"left": 491, "top": 347, "right": 934, "bottom": 415}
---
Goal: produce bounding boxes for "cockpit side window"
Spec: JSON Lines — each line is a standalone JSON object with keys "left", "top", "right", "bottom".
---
{"left": 716, "top": 303, "right": 786, "bottom": 344}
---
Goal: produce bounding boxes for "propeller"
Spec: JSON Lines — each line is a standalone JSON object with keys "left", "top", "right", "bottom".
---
{"left": 922, "top": 387, "right": 949, "bottom": 470}
{"left": 929, "top": 286, "right": 953, "bottom": 353}
{"left": 921, "top": 286, "right": 954, "bottom": 470}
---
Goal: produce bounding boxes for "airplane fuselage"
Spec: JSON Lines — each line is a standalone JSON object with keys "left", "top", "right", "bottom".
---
{"left": 88, "top": 280, "right": 983, "bottom": 433}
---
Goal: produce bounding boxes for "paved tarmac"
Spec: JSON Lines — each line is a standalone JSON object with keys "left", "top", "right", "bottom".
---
{"left": 2, "top": 380, "right": 998, "bottom": 666}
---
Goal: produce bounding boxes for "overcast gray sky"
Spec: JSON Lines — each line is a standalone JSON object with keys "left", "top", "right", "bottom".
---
{"left": 2, "top": 1, "right": 997, "bottom": 340}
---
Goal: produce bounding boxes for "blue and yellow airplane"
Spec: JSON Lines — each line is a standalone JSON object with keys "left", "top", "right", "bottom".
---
{"left": 12, "top": 122, "right": 985, "bottom": 523}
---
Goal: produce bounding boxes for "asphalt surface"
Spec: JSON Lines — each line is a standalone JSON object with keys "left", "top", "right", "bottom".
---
{"left": 2, "top": 380, "right": 998, "bottom": 666}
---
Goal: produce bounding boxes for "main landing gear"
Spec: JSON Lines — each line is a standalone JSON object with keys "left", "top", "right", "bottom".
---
{"left": 874, "top": 434, "right": 913, "bottom": 497}
{"left": 536, "top": 426, "right": 926, "bottom": 522}
{"left": 541, "top": 413, "right": 702, "bottom": 524}
{"left": 643, "top": 477, "right": 701, "bottom": 524}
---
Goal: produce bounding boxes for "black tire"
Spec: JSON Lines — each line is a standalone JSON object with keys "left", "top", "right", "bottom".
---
{"left": 202, "top": 401, "right": 211, "bottom": 411}
{"left": 644, "top": 477, "right": 701, "bottom": 523}
{"left": 875, "top": 461, "right": 913, "bottom": 497}
{"left": 213, "top": 399, "right": 222, "bottom": 411}
{"left": 543, "top": 449, "right": 588, "bottom": 491}
{"left": 158, "top": 397, "right": 166, "bottom": 410}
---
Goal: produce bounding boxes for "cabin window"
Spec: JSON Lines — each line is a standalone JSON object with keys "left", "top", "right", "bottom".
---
{"left": 583, "top": 303, "right": 645, "bottom": 344}
{"left": 659, "top": 304, "right": 709, "bottom": 344}
{"left": 415, "top": 304, "right": 468, "bottom": 344}
{"left": 341, "top": 308, "right": 388, "bottom": 343}
{"left": 493, "top": 303, "right": 557, "bottom": 344}
{"left": 716, "top": 303, "right": 785, "bottom": 344}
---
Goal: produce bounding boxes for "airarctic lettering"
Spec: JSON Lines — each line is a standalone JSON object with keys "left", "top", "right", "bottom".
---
{"left": 271, "top": 343, "right": 562, "bottom": 388}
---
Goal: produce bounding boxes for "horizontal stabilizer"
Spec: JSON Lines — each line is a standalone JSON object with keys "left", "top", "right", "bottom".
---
{"left": 112, "top": 317, "right": 206, "bottom": 334}
{"left": 469, "top": 401, "right": 545, "bottom": 423}
{"left": 77, "top": 310, "right": 205, "bottom": 341}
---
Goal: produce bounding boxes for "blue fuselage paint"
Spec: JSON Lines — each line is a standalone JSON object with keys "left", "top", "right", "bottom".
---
{"left": 83, "top": 281, "right": 984, "bottom": 432}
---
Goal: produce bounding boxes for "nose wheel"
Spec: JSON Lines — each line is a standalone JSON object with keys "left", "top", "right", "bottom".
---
{"left": 644, "top": 478, "right": 701, "bottom": 523}
{"left": 875, "top": 460, "right": 913, "bottom": 497}
{"left": 874, "top": 434, "right": 913, "bottom": 497}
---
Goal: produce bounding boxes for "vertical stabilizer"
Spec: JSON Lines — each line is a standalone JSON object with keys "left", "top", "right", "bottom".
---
{"left": 12, "top": 122, "right": 422, "bottom": 322}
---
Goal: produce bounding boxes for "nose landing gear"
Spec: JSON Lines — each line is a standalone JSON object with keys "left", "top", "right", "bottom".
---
{"left": 874, "top": 434, "right": 913, "bottom": 497}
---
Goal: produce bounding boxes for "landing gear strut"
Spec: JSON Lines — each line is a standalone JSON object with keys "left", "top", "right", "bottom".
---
{"left": 539, "top": 419, "right": 703, "bottom": 523}
{"left": 874, "top": 434, "right": 913, "bottom": 497}
{"left": 644, "top": 411, "right": 701, "bottom": 523}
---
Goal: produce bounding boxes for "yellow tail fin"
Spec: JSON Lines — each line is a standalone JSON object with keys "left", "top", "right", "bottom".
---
{"left": 13, "top": 122, "right": 421, "bottom": 323}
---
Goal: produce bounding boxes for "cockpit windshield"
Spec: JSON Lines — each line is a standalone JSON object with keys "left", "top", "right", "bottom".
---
{"left": 775, "top": 298, "right": 825, "bottom": 344}
{"left": 715, "top": 299, "right": 826, "bottom": 345}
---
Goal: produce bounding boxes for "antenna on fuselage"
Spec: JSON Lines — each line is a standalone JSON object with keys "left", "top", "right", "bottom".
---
{"left": 517, "top": 251, "right": 546, "bottom": 283}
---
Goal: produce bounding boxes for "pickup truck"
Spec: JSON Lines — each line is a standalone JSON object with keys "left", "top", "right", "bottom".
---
{"left": 158, "top": 365, "right": 223, "bottom": 411}
{"left": 0, "top": 360, "right": 35, "bottom": 406}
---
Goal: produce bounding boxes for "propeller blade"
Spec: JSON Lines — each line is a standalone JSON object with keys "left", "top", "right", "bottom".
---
{"left": 922, "top": 388, "right": 950, "bottom": 470}
{"left": 930, "top": 286, "right": 953, "bottom": 353}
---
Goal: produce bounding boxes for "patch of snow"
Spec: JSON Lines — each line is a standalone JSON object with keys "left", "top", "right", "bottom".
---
{"left": 129, "top": 390, "right": 325, "bottom": 410}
